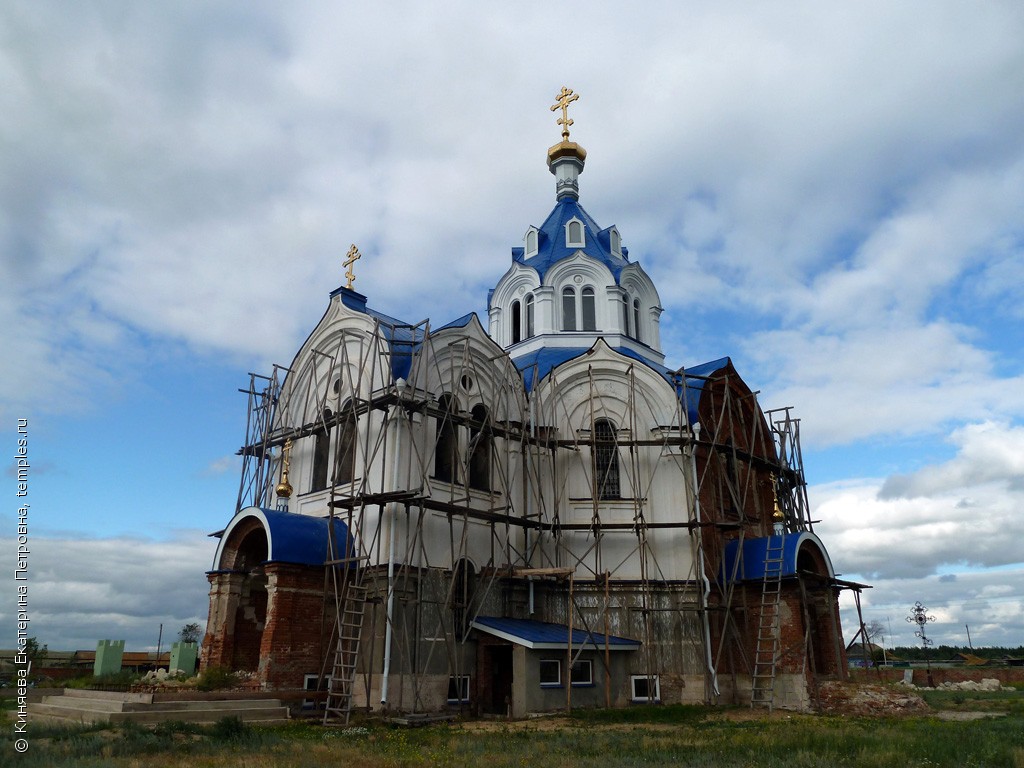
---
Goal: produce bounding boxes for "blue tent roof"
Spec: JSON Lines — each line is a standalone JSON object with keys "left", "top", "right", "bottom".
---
{"left": 213, "top": 507, "right": 353, "bottom": 569}
{"left": 471, "top": 616, "right": 641, "bottom": 650}
{"left": 513, "top": 198, "right": 629, "bottom": 283}
{"left": 721, "top": 532, "right": 835, "bottom": 583}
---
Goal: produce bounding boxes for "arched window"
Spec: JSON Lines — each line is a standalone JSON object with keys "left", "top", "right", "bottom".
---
{"left": 511, "top": 301, "right": 522, "bottom": 345}
{"left": 525, "top": 294, "right": 535, "bottom": 339}
{"left": 593, "top": 419, "right": 620, "bottom": 500}
{"left": 581, "top": 287, "right": 596, "bottom": 331}
{"left": 469, "top": 404, "right": 491, "bottom": 491}
{"left": 610, "top": 228, "right": 621, "bottom": 258}
{"left": 566, "top": 218, "right": 585, "bottom": 247}
{"left": 312, "top": 408, "right": 332, "bottom": 491}
{"left": 525, "top": 229, "right": 538, "bottom": 256}
{"left": 562, "top": 286, "right": 577, "bottom": 331}
{"left": 633, "top": 299, "right": 642, "bottom": 343}
{"left": 434, "top": 394, "right": 460, "bottom": 483}
{"left": 333, "top": 409, "right": 357, "bottom": 484}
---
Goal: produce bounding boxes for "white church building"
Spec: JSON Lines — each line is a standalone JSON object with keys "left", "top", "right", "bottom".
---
{"left": 203, "top": 91, "right": 853, "bottom": 719}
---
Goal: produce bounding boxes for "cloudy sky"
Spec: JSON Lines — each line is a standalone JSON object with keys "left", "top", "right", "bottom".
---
{"left": 2, "top": 2, "right": 1022, "bottom": 655}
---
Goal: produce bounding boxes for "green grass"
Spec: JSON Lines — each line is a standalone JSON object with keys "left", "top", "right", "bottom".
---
{"left": 3, "top": 704, "right": 1023, "bottom": 767}
{"left": 918, "top": 687, "right": 1024, "bottom": 716}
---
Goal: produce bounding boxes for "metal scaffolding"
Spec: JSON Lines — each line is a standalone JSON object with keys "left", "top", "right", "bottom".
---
{"left": 230, "top": 312, "right": 854, "bottom": 720}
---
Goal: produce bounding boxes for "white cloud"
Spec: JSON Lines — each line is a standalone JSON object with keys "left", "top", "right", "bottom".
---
{"left": 0, "top": 531, "right": 214, "bottom": 651}
{"left": 813, "top": 421, "right": 1024, "bottom": 647}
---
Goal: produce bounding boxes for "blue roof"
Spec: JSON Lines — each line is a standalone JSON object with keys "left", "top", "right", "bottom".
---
{"left": 471, "top": 616, "right": 641, "bottom": 650}
{"left": 333, "top": 288, "right": 479, "bottom": 382}
{"left": 514, "top": 198, "right": 629, "bottom": 282}
{"left": 214, "top": 507, "right": 353, "bottom": 569}
{"left": 513, "top": 346, "right": 733, "bottom": 427}
{"left": 721, "top": 532, "right": 835, "bottom": 583}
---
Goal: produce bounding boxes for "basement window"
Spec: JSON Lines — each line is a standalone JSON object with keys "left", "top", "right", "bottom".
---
{"left": 539, "top": 659, "right": 561, "bottom": 687}
{"left": 302, "top": 673, "right": 327, "bottom": 710}
{"left": 447, "top": 675, "right": 471, "bottom": 703}
{"left": 630, "top": 674, "right": 661, "bottom": 702}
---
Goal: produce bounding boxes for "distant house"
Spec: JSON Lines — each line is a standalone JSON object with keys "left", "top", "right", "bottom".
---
{"left": 845, "top": 642, "right": 883, "bottom": 667}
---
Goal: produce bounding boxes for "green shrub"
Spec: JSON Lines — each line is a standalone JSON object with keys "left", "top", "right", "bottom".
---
{"left": 196, "top": 665, "right": 238, "bottom": 691}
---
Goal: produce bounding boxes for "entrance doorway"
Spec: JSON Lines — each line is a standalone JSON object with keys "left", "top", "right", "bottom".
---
{"left": 485, "top": 645, "right": 513, "bottom": 715}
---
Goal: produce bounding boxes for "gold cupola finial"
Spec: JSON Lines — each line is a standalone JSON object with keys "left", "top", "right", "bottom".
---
{"left": 275, "top": 439, "right": 294, "bottom": 499}
{"left": 343, "top": 244, "right": 361, "bottom": 290}
{"left": 550, "top": 86, "right": 579, "bottom": 141}
{"left": 770, "top": 474, "right": 785, "bottom": 532}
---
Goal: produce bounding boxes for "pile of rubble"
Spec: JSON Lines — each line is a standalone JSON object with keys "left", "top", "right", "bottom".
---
{"left": 817, "top": 681, "right": 929, "bottom": 716}
{"left": 898, "top": 677, "right": 1014, "bottom": 692}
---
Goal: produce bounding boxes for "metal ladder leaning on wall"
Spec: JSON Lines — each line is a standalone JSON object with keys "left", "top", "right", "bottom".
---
{"left": 750, "top": 535, "right": 785, "bottom": 709}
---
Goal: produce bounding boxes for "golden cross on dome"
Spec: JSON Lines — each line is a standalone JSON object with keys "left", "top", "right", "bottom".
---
{"left": 343, "top": 244, "right": 361, "bottom": 289}
{"left": 550, "top": 86, "right": 579, "bottom": 141}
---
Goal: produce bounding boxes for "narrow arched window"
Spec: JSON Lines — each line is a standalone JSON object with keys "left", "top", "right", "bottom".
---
{"left": 562, "top": 287, "right": 577, "bottom": 331}
{"left": 609, "top": 228, "right": 621, "bottom": 258}
{"left": 633, "top": 299, "right": 642, "bottom": 343}
{"left": 581, "top": 287, "right": 596, "bottom": 331}
{"left": 567, "top": 219, "right": 584, "bottom": 247}
{"left": 312, "top": 408, "right": 332, "bottom": 491}
{"left": 434, "top": 394, "right": 459, "bottom": 483}
{"left": 511, "top": 301, "right": 522, "bottom": 344}
{"left": 333, "top": 408, "right": 357, "bottom": 484}
{"left": 525, "top": 229, "right": 538, "bottom": 256}
{"left": 469, "top": 404, "right": 491, "bottom": 491}
{"left": 594, "top": 419, "right": 620, "bottom": 500}
{"left": 525, "top": 294, "right": 535, "bottom": 339}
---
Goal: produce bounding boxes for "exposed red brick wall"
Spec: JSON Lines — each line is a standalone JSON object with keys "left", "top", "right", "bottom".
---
{"left": 258, "top": 563, "right": 332, "bottom": 689}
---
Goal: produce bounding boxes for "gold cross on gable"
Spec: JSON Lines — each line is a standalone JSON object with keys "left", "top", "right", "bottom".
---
{"left": 550, "top": 86, "right": 579, "bottom": 141}
{"left": 343, "top": 244, "right": 361, "bottom": 289}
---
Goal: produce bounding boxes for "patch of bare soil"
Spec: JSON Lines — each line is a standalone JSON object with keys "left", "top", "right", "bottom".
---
{"left": 817, "top": 681, "right": 929, "bottom": 716}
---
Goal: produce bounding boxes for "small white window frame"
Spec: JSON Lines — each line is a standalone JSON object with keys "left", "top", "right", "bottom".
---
{"left": 302, "top": 673, "right": 326, "bottom": 710}
{"left": 630, "top": 674, "right": 661, "bottom": 702}
{"left": 539, "top": 659, "right": 561, "bottom": 687}
{"left": 609, "top": 227, "right": 622, "bottom": 258}
{"left": 447, "top": 674, "right": 471, "bottom": 703}
{"left": 524, "top": 227, "right": 539, "bottom": 258}
{"left": 570, "top": 659, "right": 594, "bottom": 687}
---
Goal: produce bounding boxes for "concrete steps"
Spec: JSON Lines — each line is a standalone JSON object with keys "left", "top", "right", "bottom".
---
{"left": 28, "top": 689, "right": 290, "bottom": 727}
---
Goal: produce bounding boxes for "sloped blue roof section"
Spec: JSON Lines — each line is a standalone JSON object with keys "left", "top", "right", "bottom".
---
{"left": 332, "top": 286, "right": 424, "bottom": 381}
{"left": 513, "top": 345, "right": 669, "bottom": 393}
{"left": 674, "top": 356, "right": 731, "bottom": 427}
{"left": 721, "top": 532, "right": 835, "bottom": 583}
{"left": 515, "top": 199, "right": 630, "bottom": 282}
{"left": 435, "top": 313, "right": 475, "bottom": 332}
{"left": 512, "top": 345, "right": 733, "bottom": 428}
{"left": 471, "top": 616, "right": 641, "bottom": 650}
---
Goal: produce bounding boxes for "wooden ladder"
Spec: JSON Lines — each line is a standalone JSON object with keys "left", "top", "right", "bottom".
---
{"left": 322, "top": 572, "right": 368, "bottom": 725}
{"left": 751, "top": 535, "right": 785, "bottom": 709}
